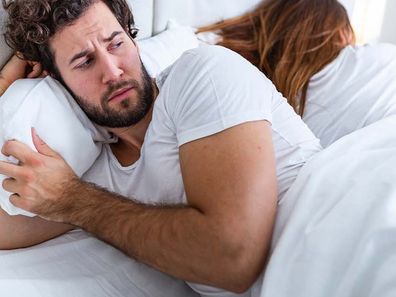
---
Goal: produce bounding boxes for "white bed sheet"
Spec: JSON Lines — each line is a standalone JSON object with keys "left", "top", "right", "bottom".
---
{"left": 259, "top": 115, "right": 396, "bottom": 297}
{"left": 0, "top": 229, "right": 198, "bottom": 297}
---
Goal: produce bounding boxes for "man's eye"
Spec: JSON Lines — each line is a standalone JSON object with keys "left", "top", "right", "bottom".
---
{"left": 111, "top": 41, "right": 123, "bottom": 50}
{"left": 77, "top": 58, "right": 93, "bottom": 69}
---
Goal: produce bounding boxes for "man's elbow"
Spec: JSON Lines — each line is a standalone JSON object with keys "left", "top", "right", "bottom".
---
{"left": 222, "top": 248, "right": 266, "bottom": 293}
{"left": 225, "top": 273, "right": 260, "bottom": 294}
{"left": 217, "top": 229, "right": 270, "bottom": 293}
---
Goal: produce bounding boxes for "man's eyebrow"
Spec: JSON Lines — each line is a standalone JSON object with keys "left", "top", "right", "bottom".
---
{"left": 68, "top": 31, "right": 123, "bottom": 66}
{"left": 103, "top": 31, "right": 123, "bottom": 42}
{"left": 69, "top": 49, "right": 90, "bottom": 66}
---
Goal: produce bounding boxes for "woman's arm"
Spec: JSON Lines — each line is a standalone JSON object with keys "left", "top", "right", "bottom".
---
{"left": 0, "top": 208, "right": 74, "bottom": 249}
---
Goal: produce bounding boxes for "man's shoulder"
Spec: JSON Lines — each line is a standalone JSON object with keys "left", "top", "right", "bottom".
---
{"left": 181, "top": 44, "right": 237, "bottom": 58}
{"left": 156, "top": 45, "right": 225, "bottom": 88}
{"left": 157, "top": 45, "right": 255, "bottom": 87}
{"left": 177, "top": 45, "right": 245, "bottom": 68}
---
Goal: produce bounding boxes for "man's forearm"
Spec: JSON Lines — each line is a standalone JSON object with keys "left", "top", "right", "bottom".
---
{"left": 60, "top": 181, "right": 268, "bottom": 292}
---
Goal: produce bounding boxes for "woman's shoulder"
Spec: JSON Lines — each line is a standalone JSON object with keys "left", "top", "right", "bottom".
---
{"left": 350, "top": 42, "right": 396, "bottom": 60}
{"left": 311, "top": 43, "right": 396, "bottom": 83}
{"left": 359, "top": 42, "right": 396, "bottom": 52}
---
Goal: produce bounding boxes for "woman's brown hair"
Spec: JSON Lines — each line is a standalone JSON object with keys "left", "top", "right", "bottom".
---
{"left": 199, "top": 0, "right": 355, "bottom": 116}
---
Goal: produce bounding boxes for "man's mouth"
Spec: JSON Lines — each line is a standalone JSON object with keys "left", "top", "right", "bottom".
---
{"left": 108, "top": 87, "right": 134, "bottom": 102}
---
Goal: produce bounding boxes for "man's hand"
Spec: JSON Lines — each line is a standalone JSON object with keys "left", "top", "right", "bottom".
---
{"left": 0, "top": 128, "right": 79, "bottom": 221}
{"left": 0, "top": 54, "right": 48, "bottom": 94}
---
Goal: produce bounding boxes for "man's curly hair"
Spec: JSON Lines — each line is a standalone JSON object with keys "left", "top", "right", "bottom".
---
{"left": 2, "top": 0, "right": 137, "bottom": 79}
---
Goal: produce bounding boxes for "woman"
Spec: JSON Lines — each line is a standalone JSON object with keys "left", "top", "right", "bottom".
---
{"left": 199, "top": 0, "right": 396, "bottom": 147}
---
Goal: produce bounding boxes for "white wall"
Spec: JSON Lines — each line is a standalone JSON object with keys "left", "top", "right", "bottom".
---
{"left": 339, "top": 0, "right": 356, "bottom": 17}
{"left": 379, "top": 0, "right": 396, "bottom": 44}
{"left": 349, "top": 0, "right": 396, "bottom": 45}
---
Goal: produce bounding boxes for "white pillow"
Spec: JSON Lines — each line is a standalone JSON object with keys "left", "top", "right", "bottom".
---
{"left": 0, "top": 77, "right": 112, "bottom": 217}
{"left": 138, "top": 20, "right": 199, "bottom": 77}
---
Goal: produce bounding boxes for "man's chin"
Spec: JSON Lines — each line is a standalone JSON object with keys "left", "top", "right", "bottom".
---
{"left": 93, "top": 109, "right": 147, "bottom": 128}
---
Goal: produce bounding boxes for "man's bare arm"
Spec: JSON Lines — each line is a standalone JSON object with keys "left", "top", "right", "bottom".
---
{"left": 1, "top": 121, "right": 277, "bottom": 293}
{"left": 0, "top": 208, "right": 74, "bottom": 249}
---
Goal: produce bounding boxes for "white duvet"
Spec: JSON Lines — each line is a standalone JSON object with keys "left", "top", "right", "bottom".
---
{"left": 260, "top": 115, "right": 396, "bottom": 297}
{"left": 1, "top": 104, "right": 395, "bottom": 297}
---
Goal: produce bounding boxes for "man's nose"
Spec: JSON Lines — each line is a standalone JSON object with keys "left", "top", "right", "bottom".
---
{"left": 100, "top": 54, "right": 124, "bottom": 84}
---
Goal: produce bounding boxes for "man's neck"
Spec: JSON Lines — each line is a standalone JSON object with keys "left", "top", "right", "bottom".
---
{"left": 108, "top": 104, "right": 153, "bottom": 150}
{"left": 107, "top": 79, "right": 158, "bottom": 166}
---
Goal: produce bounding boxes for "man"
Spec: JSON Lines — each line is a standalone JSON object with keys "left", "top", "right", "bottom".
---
{"left": 0, "top": 0, "right": 320, "bottom": 295}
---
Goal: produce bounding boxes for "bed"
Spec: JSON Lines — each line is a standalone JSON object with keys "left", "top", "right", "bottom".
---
{"left": 1, "top": 0, "right": 396, "bottom": 297}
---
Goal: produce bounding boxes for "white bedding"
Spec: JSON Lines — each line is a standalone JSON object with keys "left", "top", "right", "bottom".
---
{"left": 1, "top": 1, "right": 394, "bottom": 296}
{"left": 0, "top": 229, "right": 198, "bottom": 297}
{"left": 2, "top": 115, "right": 395, "bottom": 297}
{"left": 260, "top": 115, "right": 396, "bottom": 297}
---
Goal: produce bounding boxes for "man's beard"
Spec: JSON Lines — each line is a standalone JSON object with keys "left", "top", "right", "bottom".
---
{"left": 73, "top": 61, "right": 154, "bottom": 128}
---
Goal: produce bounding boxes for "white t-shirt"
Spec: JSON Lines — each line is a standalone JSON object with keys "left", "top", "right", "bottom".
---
{"left": 83, "top": 45, "right": 321, "bottom": 297}
{"left": 304, "top": 43, "right": 396, "bottom": 147}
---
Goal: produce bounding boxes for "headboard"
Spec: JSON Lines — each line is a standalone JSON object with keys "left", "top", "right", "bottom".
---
{"left": 151, "top": 0, "right": 263, "bottom": 34}
{"left": 0, "top": 0, "right": 354, "bottom": 68}
{"left": 0, "top": 0, "right": 263, "bottom": 68}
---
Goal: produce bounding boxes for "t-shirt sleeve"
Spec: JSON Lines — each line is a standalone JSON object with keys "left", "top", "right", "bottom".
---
{"left": 162, "top": 45, "right": 276, "bottom": 147}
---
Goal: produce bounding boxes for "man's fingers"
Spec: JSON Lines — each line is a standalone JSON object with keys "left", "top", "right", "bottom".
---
{"left": 31, "top": 128, "right": 59, "bottom": 158}
{"left": 27, "top": 63, "right": 43, "bottom": 78}
{"left": 1, "top": 140, "right": 33, "bottom": 164}
{"left": 9, "top": 193, "right": 28, "bottom": 210}
{"left": 2, "top": 131, "right": 59, "bottom": 163}
{"left": 2, "top": 177, "right": 18, "bottom": 193}
{"left": 0, "top": 160, "right": 22, "bottom": 179}
{"left": 40, "top": 70, "right": 49, "bottom": 78}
